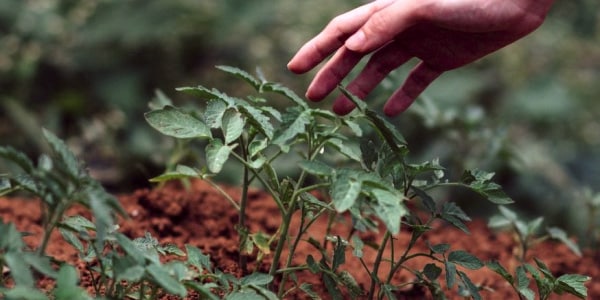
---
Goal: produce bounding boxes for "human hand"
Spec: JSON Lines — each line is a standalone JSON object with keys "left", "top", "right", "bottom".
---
{"left": 287, "top": 0, "right": 555, "bottom": 116}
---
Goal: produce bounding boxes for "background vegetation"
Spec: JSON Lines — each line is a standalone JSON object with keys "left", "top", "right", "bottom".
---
{"left": 1, "top": 0, "right": 598, "bottom": 243}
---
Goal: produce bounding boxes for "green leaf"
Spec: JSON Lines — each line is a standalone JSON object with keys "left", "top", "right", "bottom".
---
{"left": 149, "top": 89, "right": 173, "bottom": 110}
{"left": 460, "top": 169, "right": 513, "bottom": 204}
{"left": 339, "top": 270, "right": 363, "bottom": 298}
{"left": 146, "top": 263, "right": 187, "bottom": 297}
{"left": 299, "top": 283, "right": 320, "bottom": 299}
{"left": 184, "top": 282, "right": 220, "bottom": 300}
{"left": 60, "top": 215, "right": 95, "bottom": 232}
{"left": 86, "top": 183, "right": 122, "bottom": 247}
{"left": 331, "top": 171, "right": 362, "bottom": 212}
{"left": 176, "top": 86, "right": 235, "bottom": 106}
{"left": 222, "top": 110, "right": 245, "bottom": 144}
{"left": 238, "top": 104, "right": 274, "bottom": 139}
{"left": 0, "top": 146, "right": 35, "bottom": 173}
{"left": 249, "top": 232, "right": 271, "bottom": 255}
{"left": 351, "top": 235, "right": 364, "bottom": 258}
{"left": 412, "top": 187, "right": 437, "bottom": 214}
{"left": 547, "top": 227, "right": 582, "bottom": 257}
{"left": 145, "top": 106, "right": 212, "bottom": 139}
{"left": 205, "top": 139, "right": 232, "bottom": 173}
{"left": 272, "top": 109, "right": 311, "bottom": 147}
{"left": 428, "top": 243, "right": 450, "bottom": 254}
{"left": 53, "top": 265, "right": 91, "bottom": 300}
{"left": 555, "top": 274, "right": 590, "bottom": 299}
{"left": 487, "top": 214, "right": 512, "bottom": 229}
{"left": 331, "top": 236, "right": 346, "bottom": 271}
{"left": 23, "top": 253, "right": 57, "bottom": 278}
{"left": 42, "top": 128, "right": 80, "bottom": 179}
{"left": 326, "top": 138, "right": 362, "bottom": 162}
{"left": 440, "top": 202, "right": 471, "bottom": 234}
{"left": 216, "top": 65, "right": 261, "bottom": 89}
{"left": 448, "top": 250, "right": 483, "bottom": 270}
{"left": 59, "top": 228, "right": 84, "bottom": 253}
{"left": 366, "top": 110, "right": 406, "bottom": 145}
{"left": 445, "top": 260, "right": 457, "bottom": 289}
{"left": 516, "top": 266, "right": 534, "bottom": 300}
{"left": 381, "top": 284, "right": 398, "bottom": 300}
{"left": 240, "top": 273, "right": 273, "bottom": 286}
{"left": 370, "top": 188, "right": 406, "bottom": 234}
{"left": 497, "top": 205, "right": 518, "bottom": 221}
{"left": 306, "top": 255, "right": 319, "bottom": 274}
{"left": 298, "top": 160, "right": 335, "bottom": 177}
{"left": 248, "top": 139, "right": 268, "bottom": 158}
{"left": 5, "top": 252, "right": 34, "bottom": 287}
{"left": 360, "top": 140, "right": 378, "bottom": 170}
{"left": 0, "top": 221, "right": 25, "bottom": 251}
{"left": 260, "top": 82, "right": 308, "bottom": 108}
{"left": 259, "top": 105, "right": 282, "bottom": 122}
{"left": 342, "top": 118, "right": 363, "bottom": 137}
{"left": 486, "top": 261, "right": 513, "bottom": 284}
{"left": 263, "top": 163, "right": 279, "bottom": 190}
{"left": 186, "top": 244, "right": 212, "bottom": 273}
{"left": 424, "top": 263, "right": 442, "bottom": 281}
{"left": 457, "top": 271, "right": 481, "bottom": 300}
{"left": 322, "top": 272, "right": 344, "bottom": 300}
{"left": 226, "top": 290, "right": 264, "bottom": 300}
{"left": 2, "top": 286, "right": 49, "bottom": 300}
{"left": 115, "top": 234, "right": 146, "bottom": 265}
{"left": 301, "top": 192, "right": 333, "bottom": 211}
{"left": 204, "top": 100, "right": 227, "bottom": 128}
{"left": 149, "top": 164, "right": 201, "bottom": 182}
{"left": 113, "top": 255, "right": 145, "bottom": 282}
{"left": 162, "top": 243, "right": 186, "bottom": 257}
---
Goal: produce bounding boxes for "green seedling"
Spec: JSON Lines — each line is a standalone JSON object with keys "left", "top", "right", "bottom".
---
{"left": 0, "top": 66, "right": 590, "bottom": 300}
{"left": 487, "top": 206, "right": 590, "bottom": 300}
{"left": 145, "top": 65, "right": 574, "bottom": 299}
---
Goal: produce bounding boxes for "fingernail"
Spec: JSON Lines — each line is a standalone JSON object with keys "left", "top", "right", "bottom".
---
{"left": 345, "top": 31, "right": 365, "bottom": 51}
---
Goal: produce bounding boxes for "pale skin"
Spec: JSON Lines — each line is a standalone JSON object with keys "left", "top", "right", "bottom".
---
{"left": 287, "top": 0, "right": 556, "bottom": 116}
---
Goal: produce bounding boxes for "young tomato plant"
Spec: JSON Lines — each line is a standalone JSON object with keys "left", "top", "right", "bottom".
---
{"left": 0, "top": 129, "right": 124, "bottom": 255}
{"left": 487, "top": 206, "right": 590, "bottom": 300}
{"left": 1, "top": 130, "right": 275, "bottom": 299}
{"left": 145, "top": 66, "right": 591, "bottom": 299}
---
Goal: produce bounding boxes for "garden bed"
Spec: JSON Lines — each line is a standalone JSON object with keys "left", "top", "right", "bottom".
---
{"left": 1, "top": 179, "right": 598, "bottom": 299}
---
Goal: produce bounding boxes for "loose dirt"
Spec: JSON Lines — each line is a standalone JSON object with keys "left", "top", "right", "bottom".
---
{"left": 1, "top": 180, "right": 598, "bottom": 299}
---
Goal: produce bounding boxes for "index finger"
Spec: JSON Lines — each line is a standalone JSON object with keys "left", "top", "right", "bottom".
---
{"left": 287, "top": 0, "right": 396, "bottom": 74}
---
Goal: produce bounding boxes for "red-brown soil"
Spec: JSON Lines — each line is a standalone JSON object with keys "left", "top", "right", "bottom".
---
{"left": 1, "top": 180, "right": 598, "bottom": 299}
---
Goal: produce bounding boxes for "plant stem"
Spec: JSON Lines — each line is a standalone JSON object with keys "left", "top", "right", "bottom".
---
{"left": 230, "top": 151, "right": 285, "bottom": 213}
{"left": 271, "top": 135, "right": 319, "bottom": 292}
{"left": 277, "top": 205, "right": 306, "bottom": 298}
{"left": 204, "top": 178, "right": 240, "bottom": 211}
{"left": 386, "top": 221, "right": 432, "bottom": 285}
{"left": 38, "top": 201, "right": 68, "bottom": 255}
{"left": 90, "top": 238, "right": 109, "bottom": 297}
{"left": 238, "top": 136, "right": 250, "bottom": 273}
{"left": 368, "top": 230, "right": 391, "bottom": 300}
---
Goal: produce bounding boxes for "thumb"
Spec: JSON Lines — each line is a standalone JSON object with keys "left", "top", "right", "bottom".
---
{"left": 345, "top": 1, "right": 422, "bottom": 53}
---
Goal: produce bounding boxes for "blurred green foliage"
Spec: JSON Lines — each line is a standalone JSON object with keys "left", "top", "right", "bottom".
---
{"left": 0, "top": 0, "right": 598, "bottom": 240}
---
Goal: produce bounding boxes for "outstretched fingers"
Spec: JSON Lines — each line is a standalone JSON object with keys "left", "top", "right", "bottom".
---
{"left": 305, "top": 47, "right": 364, "bottom": 101}
{"left": 383, "top": 62, "right": 442, "bottom": 116}
{"left": 345, "top": 0, "right": 424, "bottom": 53}
{"left": 287, "top": 0, "right": 396, "bottom": 73}
{"left": 332, "top": 42, "right": 412, "bottom": 115}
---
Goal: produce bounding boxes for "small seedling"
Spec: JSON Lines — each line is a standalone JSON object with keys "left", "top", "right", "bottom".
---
{"left": 487, "top": 205, "right": 590, "bottom": 300}
{"left": 145, "top": 66, "right": 587, "bottom": 299}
